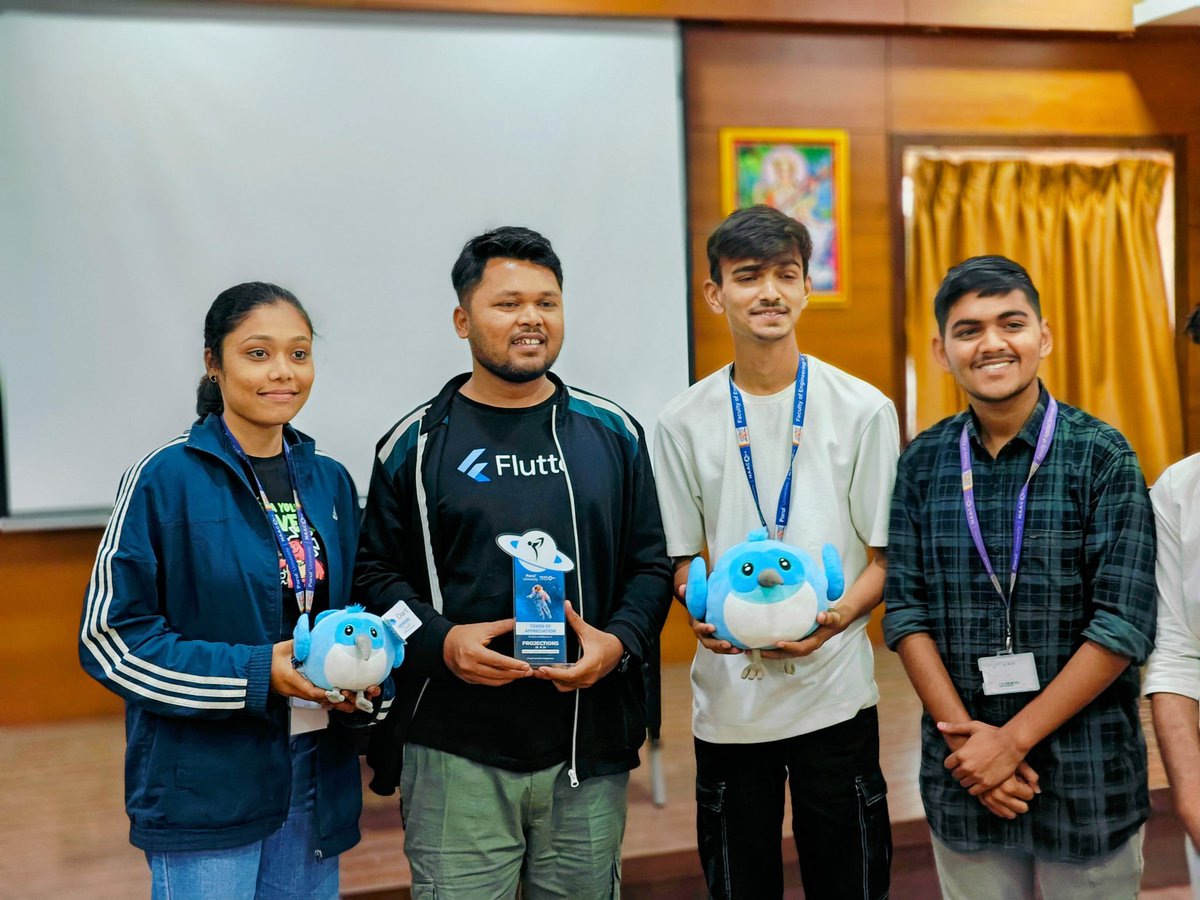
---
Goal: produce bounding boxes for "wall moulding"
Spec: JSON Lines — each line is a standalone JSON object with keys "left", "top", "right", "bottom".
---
{"left": 217, "top": 0, "right": 1135, "bottom": 34}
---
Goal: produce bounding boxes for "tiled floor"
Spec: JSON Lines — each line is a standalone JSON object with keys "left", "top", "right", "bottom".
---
{"left": 0, "top": 649, "right": 1189, "bottom": 898}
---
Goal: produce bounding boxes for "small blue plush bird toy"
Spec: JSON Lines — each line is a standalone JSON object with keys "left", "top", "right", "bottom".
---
{"left": 293, "top": 605, "right": 404, "bottom": 712}
{"left": 687, "top": 528, "right": 844, "bottom": 680}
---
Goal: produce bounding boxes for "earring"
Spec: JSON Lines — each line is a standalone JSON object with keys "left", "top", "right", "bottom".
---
{"left": 209, "top": 375, "right": 218, "bottom": 383}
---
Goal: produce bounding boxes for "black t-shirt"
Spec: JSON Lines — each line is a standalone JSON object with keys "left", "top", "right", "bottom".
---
{"left": 409, "top": 392, "right": 577, "bottom": 771}
{"left": 247, "top": 452, "right": 330, "bottom": 637}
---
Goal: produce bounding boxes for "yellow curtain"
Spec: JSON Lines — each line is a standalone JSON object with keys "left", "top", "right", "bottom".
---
{"left": 908, "top": 157, "right": 1181, "bottom": 482}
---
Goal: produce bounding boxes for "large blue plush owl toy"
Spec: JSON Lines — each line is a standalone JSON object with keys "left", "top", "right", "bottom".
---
{"left": 687, "top": 528, "right": 845, "bottom": 680}
{"left": 293, "top": 605, "right": 404, "bottom": 712}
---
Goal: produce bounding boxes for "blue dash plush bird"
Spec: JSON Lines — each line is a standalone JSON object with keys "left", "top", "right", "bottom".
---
{"left": 293, "top": 605, "right": 404, "bottom": 712}
{"left": 687, "top": 528, "right": 844, "bottom": 680}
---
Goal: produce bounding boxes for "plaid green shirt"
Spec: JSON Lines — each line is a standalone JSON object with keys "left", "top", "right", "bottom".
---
{"left": 883, "top": 387, "right": 1156, "bottom": 862}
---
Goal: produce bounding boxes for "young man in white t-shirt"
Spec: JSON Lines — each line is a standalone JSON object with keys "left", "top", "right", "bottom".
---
{"left": 654, "top": 205, "right": 900, "bottom": 899}
{"left": 1146, "top": 304, "right": 1200, "bottom": 894}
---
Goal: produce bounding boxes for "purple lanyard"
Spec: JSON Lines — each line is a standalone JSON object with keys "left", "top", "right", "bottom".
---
{"left": 958, "top": 396, "right": 1058, "bottom": 651}
{"left": 221, "top": 419, "right": 315, "bottom": 616}
{"left": 728, "top": 356, "right": 808, "bottom": 541}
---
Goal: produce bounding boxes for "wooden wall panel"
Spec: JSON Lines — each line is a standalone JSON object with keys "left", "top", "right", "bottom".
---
{"left": 682, "top": 34, "right": 889, "bottom": 133}
{"left": 889, "top": 38, "right": 1164, "bottom": 135}
{"left": 0, "top": 529, "right": 121, "bottom": 724}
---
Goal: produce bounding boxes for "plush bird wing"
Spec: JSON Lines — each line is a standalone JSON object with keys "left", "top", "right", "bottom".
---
{"left": 293, "top": 613, "right": 312, "bottom": 662}
{"left": 386, "top": 628, "right": 406, "bottom": 670}
{"left": 686, "top": 556, "right": 709, "bottom": 621}
{"left": 822, "top": 544, "right": 845, "bottom": 601}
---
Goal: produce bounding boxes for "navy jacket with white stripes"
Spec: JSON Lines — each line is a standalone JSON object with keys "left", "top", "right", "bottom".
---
{"left": 79, "top": 413, "right": 381, "bottom": 855}
{"left": 357, "top": 373, "right": 673, "bottom": 794}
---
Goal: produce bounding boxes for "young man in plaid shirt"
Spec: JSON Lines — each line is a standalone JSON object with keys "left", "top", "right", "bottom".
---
{"left": 883, "top": 256, "right": 1157, "bottom": 898}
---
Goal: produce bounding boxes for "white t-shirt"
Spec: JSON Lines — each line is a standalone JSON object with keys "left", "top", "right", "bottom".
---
{"left": 1143, "top": 452, "right": 1200, "bottom": 700}
{"left": 654, "top": 356, "right": 900, "bottom": 744}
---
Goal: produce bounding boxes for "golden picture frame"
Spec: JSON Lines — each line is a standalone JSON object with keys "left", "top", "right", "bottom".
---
{"left": 719, "top": 127, "right": 851, "bottom": 307}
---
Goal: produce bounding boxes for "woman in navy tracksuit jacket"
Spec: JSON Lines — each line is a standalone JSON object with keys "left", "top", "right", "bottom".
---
{"left": 79, "top": 283, "right": 386, "bottom": 899}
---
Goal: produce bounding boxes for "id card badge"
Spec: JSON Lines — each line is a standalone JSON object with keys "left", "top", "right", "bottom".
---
{"left": 381, "top": 599, "right": 421, "bottom": 643}
{"left": 978, "top": 652, "right": 1041, "bottom": 696}
{"left": 513, "top": 558, "right": 568, "bottom": 667}
{"left": 289, "top": 697, "right": 329, "bottom": 735}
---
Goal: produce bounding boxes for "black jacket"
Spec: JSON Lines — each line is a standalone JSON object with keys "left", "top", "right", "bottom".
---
{"left": 357, "top": 374, "right": 672, "bottom": 793}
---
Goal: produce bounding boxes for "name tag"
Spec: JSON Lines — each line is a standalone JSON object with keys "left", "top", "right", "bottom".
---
{"left": 381, "top": 599, "right": 421, "bottom": 642}
{"left": 978, "top": 652, "right": 1041, "bottom": 696}
{"left": 289, "top": 697, "right": 329, "bottom": 735}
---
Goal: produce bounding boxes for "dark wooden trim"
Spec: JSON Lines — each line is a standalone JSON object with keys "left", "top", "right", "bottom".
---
{"left": 888, "top": 133, "right": 1188, "bottom": 446}
{"left": 890, "top": 134, "right": 1183, "bottom": 151}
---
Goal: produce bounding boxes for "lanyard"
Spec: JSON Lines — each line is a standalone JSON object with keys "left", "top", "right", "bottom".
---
{"left": 728, "top": 356, "right": 808, "bottom": 541}
{"left": 958, "top": 396, "right": 1058, "bottom": 652}
{"left": 221, "top": 419, "right": 315, "bottom": 616}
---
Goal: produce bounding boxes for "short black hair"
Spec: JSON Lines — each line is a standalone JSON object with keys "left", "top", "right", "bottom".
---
{"left": 451, "top": 226, "right": 563, "bottom": 304}
{"left": 1186, "top": 304, "right": 1200, "bottom": 344}
{"left": 706, "top": 205, "right": 813, "bottom": 284}
{"left": 933, "top": 255, "right": 1041, "bottom": 334}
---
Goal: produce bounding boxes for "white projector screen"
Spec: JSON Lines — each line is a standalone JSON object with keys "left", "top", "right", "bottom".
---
{"left": 0, "top": 2, "right": 689, "bottom": 521}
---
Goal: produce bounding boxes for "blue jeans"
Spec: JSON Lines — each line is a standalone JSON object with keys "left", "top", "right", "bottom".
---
{"left": 145, "top": 734, "right": 339, "bottom": 900}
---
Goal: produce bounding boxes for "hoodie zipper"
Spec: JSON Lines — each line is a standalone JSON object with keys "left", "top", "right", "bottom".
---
{"left": 411, "top": 416, "right": 441, "bottom": 723}
{"left": 551, "top": 404, "right": 584, "bottom": 788}
{"left": 211, "top": 433, "right": 306, "bottom": 845}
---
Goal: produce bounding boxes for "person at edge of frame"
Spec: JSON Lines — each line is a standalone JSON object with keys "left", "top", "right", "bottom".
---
{"left": 1145, "top": 303, "right": 1200, "bottom": 899}
{"left": 653, "top": 204, "right": 899, "bottom": 899}
{"left": 883, "top": 255, "right": 1157, "bottom": 899}
{"left": 356, "top": 226, "right": 673, "bottom": 899}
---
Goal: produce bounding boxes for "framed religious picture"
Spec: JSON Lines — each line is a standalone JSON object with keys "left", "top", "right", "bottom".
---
{"left": 719, "top": 127, "right": 851, "bottom": 307}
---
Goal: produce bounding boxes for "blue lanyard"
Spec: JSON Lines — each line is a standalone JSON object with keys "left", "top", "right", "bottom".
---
{"left": 220, "top": 419, "right": 315, "bottom": 616}
{"left": 728, "top": 356, "right": 808, "bottom": 541}
{"left": 958, "top": 396, "right": 1058, "bottom": 651}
